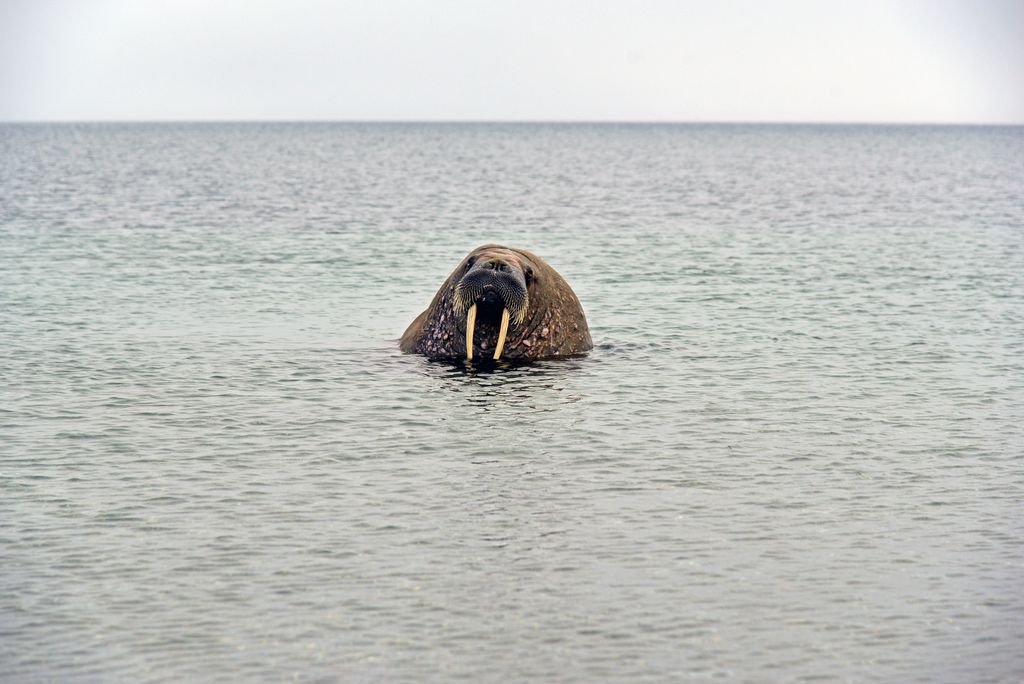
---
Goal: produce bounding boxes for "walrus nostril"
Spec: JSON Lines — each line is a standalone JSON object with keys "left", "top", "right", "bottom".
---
{"left": 481, "top": 261, "right": 510, "bottom": 272}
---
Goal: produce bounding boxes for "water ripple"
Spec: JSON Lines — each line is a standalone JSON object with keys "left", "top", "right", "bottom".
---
{"left": 2, "top": 123, "right": 1023, "bottom": 683}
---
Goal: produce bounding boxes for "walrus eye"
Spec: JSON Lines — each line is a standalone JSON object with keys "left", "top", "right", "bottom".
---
{"left": 524, "top": 266, "right": 535, "bottom": 283}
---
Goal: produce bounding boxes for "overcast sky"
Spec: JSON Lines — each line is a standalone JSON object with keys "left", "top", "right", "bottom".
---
{"left": 1, "top": 0, "right": 1022, "bottom": 123}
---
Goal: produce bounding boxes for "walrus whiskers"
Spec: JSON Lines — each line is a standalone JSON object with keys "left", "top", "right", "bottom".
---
{"left": 465, "top": 303, "right": 477, "bottom": 360}
{"left": 493, "top": 308, "right": 510, "bottom": 360}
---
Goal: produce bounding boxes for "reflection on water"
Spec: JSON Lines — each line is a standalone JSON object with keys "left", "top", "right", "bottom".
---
{"left": 2, "top": 123, "right": 1023, "bottom": 683}
{"left": 422, "top": 357, "right": 586, "bottom": 411}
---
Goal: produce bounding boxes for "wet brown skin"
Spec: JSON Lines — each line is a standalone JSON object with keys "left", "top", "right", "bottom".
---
{"left": 400, "top": 245, "right": 592, "bottom": 360}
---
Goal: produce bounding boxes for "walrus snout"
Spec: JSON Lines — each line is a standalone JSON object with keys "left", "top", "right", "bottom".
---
{"left": 454, "top": 263, "right": 529, "bottom": 322}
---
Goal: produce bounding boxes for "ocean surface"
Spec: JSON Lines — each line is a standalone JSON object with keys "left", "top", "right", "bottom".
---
{"left": 1, "top": 122, "right": 1022, "bottom": 683}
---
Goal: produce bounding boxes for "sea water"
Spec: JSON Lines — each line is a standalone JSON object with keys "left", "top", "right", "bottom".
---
{"left": 2, "top": 123, "right": 1022, "bottom": 682}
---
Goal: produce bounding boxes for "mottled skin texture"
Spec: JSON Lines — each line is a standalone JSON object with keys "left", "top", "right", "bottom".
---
{"left": 400, "top": 245, "right": 592, "bottom": 360}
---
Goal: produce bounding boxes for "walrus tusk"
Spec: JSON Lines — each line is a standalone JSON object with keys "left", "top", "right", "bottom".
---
{"left": 493, "top": 308, "right": 510, "bottom": 360}
{"left": 465, "top": 303, "right": 477, "bottom": 360}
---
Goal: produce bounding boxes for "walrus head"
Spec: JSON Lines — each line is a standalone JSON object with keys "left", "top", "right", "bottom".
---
{"left": 452, "top": 249, "right": 532, "bottom": 360}
{"left": 400, "top": 244, "right": 592, "bottom": 362}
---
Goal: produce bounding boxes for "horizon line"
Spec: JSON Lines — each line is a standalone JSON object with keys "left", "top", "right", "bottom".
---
{"left": 2, "top": 118, "right": 1022, "bottom": 127}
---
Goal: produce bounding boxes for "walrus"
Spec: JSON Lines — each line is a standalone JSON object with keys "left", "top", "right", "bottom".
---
{"left": 400, "top": 245, "right": 592, "bottom": 361}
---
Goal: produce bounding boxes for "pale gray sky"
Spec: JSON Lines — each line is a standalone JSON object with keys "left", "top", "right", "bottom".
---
{"left": 1, "top": 0, "right": 1022, "bottom": 123}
